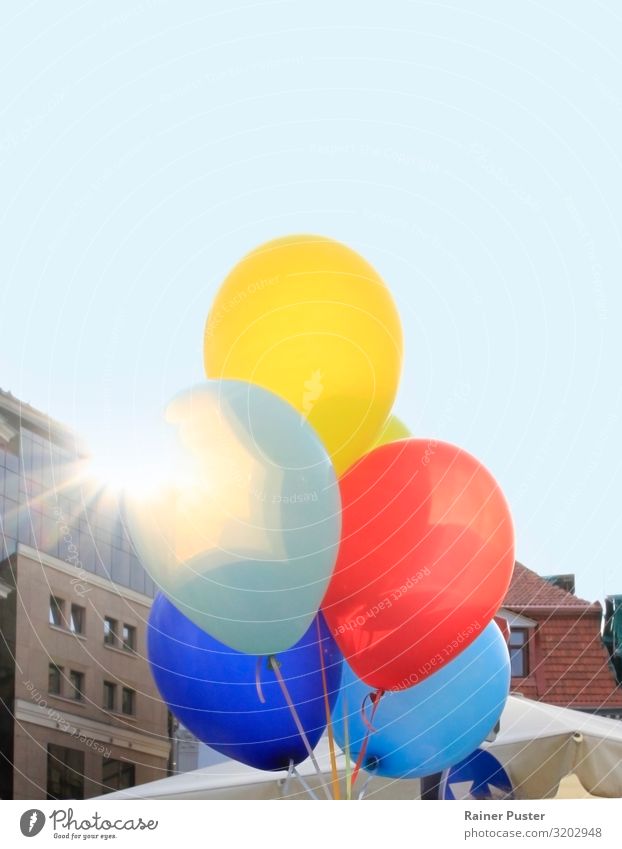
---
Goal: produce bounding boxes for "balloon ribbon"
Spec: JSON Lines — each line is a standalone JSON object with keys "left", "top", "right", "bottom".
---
{"left": 350, "top": 688, "right": 384, "bottom": 789}
{"left": 255, "top": 657, "right": 266, "bottom": 704}
{"left": 316, "top": 617, "right": 341, "bottom": 800}
{"left": 342, "top": 691, "right": 352, "bottom": 800}
{"left": 268, "top": 655, "right": 332, "bottom": 800}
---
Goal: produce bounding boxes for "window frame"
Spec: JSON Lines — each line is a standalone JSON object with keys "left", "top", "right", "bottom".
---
{"left": 121, "top": 623, "right": 136, "bottom": 653}
{"left": 509, "top": 627, "right": 530, "bottom": 678}
{"left": 121, "top": 686, "right": 135, "bottom": 716}
{"left": 70, "top": 603, "right": 85, "bottom": 635}
{"left": 101, "top": 757, "right": 135, "bottom": 793}
{"left": 48, "top": 663, "right": 63, "bottom": 696}
{"left": 103, "top": 616, "right": 118, "bottom": 647}
{"left": 49, "top": 595, "right": 65, "bottom": 628}
{"left": 103, "top": 680, "right": 116, "bottom": 712}
{"left": 69, "top": 669, "right": 85, "bottom": 701}
{"left": 47, "top": 743, "right": 85, "bottom": 800}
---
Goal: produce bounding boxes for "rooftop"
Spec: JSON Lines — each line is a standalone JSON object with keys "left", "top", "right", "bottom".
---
{"left": 0, "top": 387, "right": 85, "bottom": 454}
{"left": 504, "top": 563, "right": 622, "bottom": 710}
{"left": 505, "top": 561, "right": 601, "bottom": 612}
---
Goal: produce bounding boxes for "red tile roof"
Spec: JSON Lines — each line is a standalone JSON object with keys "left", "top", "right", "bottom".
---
{"left": 504, "top": 562, "right": 600, "bottom": 610}
{"left": 503, "top": 563, "right": 622, "bottom": 710}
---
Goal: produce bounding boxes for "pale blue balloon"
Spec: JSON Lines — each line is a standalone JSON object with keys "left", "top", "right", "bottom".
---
{"left": 125, "top": 380, "right": 341, "bottom": 655}
{"left": 332, "top": 622, "right": 510, "bottom": 778}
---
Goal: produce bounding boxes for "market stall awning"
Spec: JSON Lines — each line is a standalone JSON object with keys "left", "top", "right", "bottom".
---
{"left": 483, "top": 694, "right": 622, "bottom": 799}
{"left": 97, "top": 695, "right": 622, "bottom": 800}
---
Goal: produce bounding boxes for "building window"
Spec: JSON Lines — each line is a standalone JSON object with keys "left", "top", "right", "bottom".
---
{"left": 509, "top": 628, "right": 530, "bottom": 677}
{"left": 70, "top": 604, "right": 85, "bottom": 635}
{"left": 122, "top": 624, "right": 136, "bottom": 653}
{"left": 101, "top": 758, "right": 135, "bottom": 793}
{"left": 49, "top": 595, "right": 65, "bottom": 627}
{"left": 47, "top": 744, "right": 84, "bottom": 800}
{"left": 48, "top": 664, "right": 63, "bottom": 695}
{"left": 121, "top": 687, "right": 135, "bottom": 715}
{"left": 69, "top": 670, "right": 85, "bottom": 701}
{"left": 103, "top": 681, "right": 116, "bottom": 711}
{"left": 104, "top": 616, "right": 117, "bottom": 647}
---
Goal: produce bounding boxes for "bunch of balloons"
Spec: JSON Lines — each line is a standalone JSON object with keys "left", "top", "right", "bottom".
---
{"left": 127, "top": 234, "right": 515, "bottom": 793}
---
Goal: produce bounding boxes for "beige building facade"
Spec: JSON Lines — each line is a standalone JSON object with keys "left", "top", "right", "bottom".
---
{"left": 0, "top": 389, "right": 170, "bottom": 799}
{"left": 1, "top": 546, "right": 169, "bottom": 799}
{"left": 5, "top": 548, "right": 168, "bottom": 799}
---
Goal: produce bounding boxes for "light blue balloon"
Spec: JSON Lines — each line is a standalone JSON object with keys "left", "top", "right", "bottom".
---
{"left": 332, "top": 622, "right": 510, "bottom": 778}
{"left": 125, "top": 380, "right": 341, "bottom": 655}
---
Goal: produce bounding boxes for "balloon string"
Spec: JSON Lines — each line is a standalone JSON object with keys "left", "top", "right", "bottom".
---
{"left": 351, "top": 688, "right": 383, "bottom": 789}
{"left": 255, "top": 657, "right": 266, "bottom": 704}
{"left": 316, "top": 617, "right": 341, "bottom": 800}
{"left": 356, "top": 771, "right": 375, "bottom": 801}
{"left": 268, "top": 655, "right": 332, "bottom": 800}
{"left": 290, "top": 764, "right": 321, "bottom": 801}
{"left": 360, "top": 691, "right": 380, "bottom": 733}
{"left": 342, "top": 691, "right": 352, "bottom": 800}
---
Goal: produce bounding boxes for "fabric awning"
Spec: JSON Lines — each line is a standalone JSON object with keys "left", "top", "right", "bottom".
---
{"left": 98, "top": 695, "right": 622, "bottom": 800}
{"left": 483, "top": 695, "right": 622, "bottom": 799}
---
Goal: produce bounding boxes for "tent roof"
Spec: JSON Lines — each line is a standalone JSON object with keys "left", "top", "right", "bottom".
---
{"left": 98, "top": 696, "right": 622, "bottom": 800}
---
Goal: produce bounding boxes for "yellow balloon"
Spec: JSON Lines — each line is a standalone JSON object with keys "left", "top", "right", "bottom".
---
{"left": 204, "top": 235, "right": 403, "bottom": 475}
{"left": 372, "top": 415, "right": 411, "bottom": 448}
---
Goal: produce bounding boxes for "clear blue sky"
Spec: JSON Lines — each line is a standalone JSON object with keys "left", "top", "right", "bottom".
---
{"left": 1, "top": 2, "right": 621, "bottom": 603}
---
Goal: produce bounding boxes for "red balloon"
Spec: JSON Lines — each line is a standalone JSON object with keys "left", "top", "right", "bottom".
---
{"left": 322, "top": 439, "right": 515, "bottom": 691}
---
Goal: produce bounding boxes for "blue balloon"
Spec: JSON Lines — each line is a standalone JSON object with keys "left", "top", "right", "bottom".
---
{"left": 441, "top": 748, "right": 514, "bottom": 799}
{"left": 332, "top": 621, "right": 510, "bottom": 778}
{"left": 148, "top": 594, "right": 343, "bottom": 771}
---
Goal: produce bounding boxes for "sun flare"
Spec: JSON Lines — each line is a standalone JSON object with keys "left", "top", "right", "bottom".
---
{"left": 85, "top": 421, "right": 181, "bottom": 500}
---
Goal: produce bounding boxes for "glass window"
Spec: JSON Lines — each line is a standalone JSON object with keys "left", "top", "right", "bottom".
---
{"left": 49, "top": 596, "right": 65, "bottom": 628}
{"left": 78, "top": 532, "right": 96, "bottom": 573}
{"left": 70, "top": 604, "right": 85, "bottom": 635}
{"left": 129, "top": 559, "right": 145, "bottom": 594}
{"left": 121, "top": 687, "right": 135, "bottom": 715}
{"left": 3, "top": 469, "right": 19, "bottom": 501}
{"left": 509, "top": 628, "right": 530, "bottom": 677}
{"left": 28, "top": 438, "right": 46, "bottom": 485}
{"left": 1, "top": 533, "right": 17, "bottom": 558}
{"left": 2, "top": 498, "right": 18, "bottom": 540}
{"left": 69, "top": 670, "right": 84, "bottom": 700}
{"left": 122, "top": 624, "right": 136, "bottom": 653}
{"left": 104, "top": 617, "right": 117, "bottom": 646}
{"left": 111, "top": 547, "right": 130, "bottom": 586}
{"left": 41, "top": 514, "right": 58, "bottom": 557}
{"left": 101, "top": 758, "right": 135, "bottom": 793}
{"left": 41, "top": 450, "right": 54, "bottom": 490}
{"left": 103, "top": 681, "right": 116, "bottom": 711}
{"left": 4, "top": 440, "right": 19, "bottom": 473}
{"left": 18, "top": 507, "right": 34, "bottom": 547}
{"left": 47, "top": 744, "right": 84, "bottom": 800}
{"left": 21, "top": 432, "right": 33, "bottom": 477}
{"left": 48, "top": 664, "right": 63, "bottom": 695}
{"left": 28, "top": 506, "right": 42, "bottom": 545}
{"left": 30, "top": 480, "right": 44, "bottom": 499}
{"left": 144, "top": 574, "right": 156, "bottom": 598}
{"left": 95, "top": 540, "right": 112, "bottom": 579}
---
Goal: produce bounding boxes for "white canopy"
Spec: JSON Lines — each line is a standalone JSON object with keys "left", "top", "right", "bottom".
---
{"left": 483, "top": 695, "right": 622, "bottom": 799}
{"left": 98, "top": 695, "right": 622, "bottom": 800}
